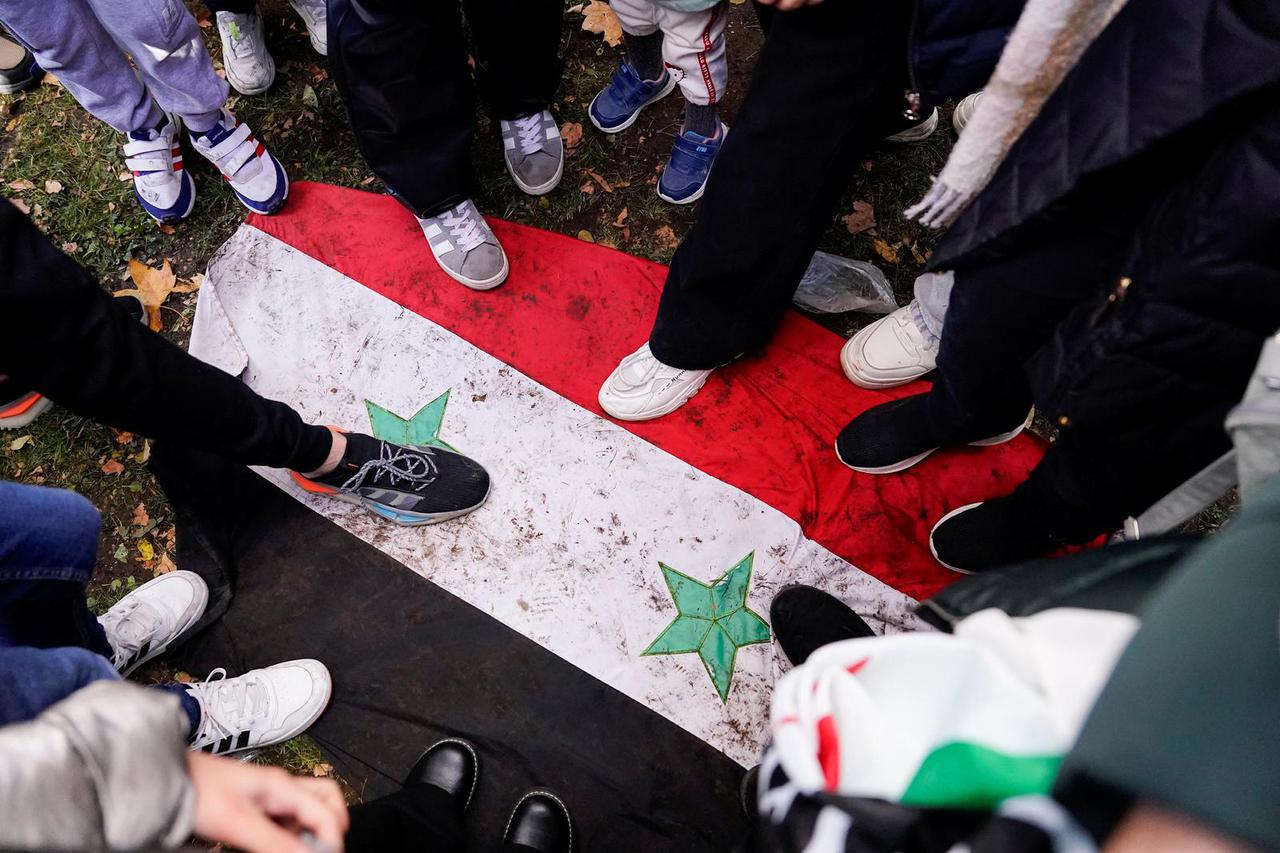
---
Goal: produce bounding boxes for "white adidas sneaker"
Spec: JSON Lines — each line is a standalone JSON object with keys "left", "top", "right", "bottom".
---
{"left": 100, "top": 571, "right": 209, "bottom": 676}
{"left": 186, "top": 659, "right": 333, "bottom": 756}
{"left": 840, "top": 303, "right": 938, "bottom": 390}
{"left": 598, "top": 342, "right": 715, "bottom": 421}
{"left": 189, "top": 108, "right": 289, "bottom": 215}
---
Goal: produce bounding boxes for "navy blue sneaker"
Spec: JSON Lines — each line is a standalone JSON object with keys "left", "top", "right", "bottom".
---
{"left": 122, "top": 114, "right": 197, "bottom": 225}
{"left": 657, "top": 124, "right": 726, "bottom": 205}
{"left": 588, "top": 61, "right": 677, "bottom": 134}
{"left": 189, "top": 108, "right": 288, "bottom": 215}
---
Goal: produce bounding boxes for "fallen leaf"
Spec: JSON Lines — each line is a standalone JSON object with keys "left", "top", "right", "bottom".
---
{"left": 131, "top": 502, "right": 149, "bottom": 527}
{"left": 135, "top": 440, "right": 152, "bottom": 465}
{"left": 577, "top": 229, "right": 595, "bottom": 243}
{"left": 537, "top": 196, "right": 550, "bottom": 210}
{"left": 312, "top": 763, "right": 334, "bottom": 777}
{"left": 61, "top": 241, "right": 79, "bottom": 253}
{"left": 137, "top": 539, "right": 155, "bottom": 562}
{"left": 8, "top": 435, "right": 31, "bottom": 451}
{"left": 42, "top": 72, "right": 62, "bottom": 88}
{"left": 301, "top": 84, "right": 319, "bottom": 109}
{"left": 114, "top": 429, "right": 134, "bottom": 444}
{"left": 580, "top": 0, "right": 624, "bottom": 46}
{"left": 841, "top": 200, "right": 876, "bottom": 235}
{"left": 173, "top": 671, "right": 192, "bottom": 683}
{"left": 586, "top": 170, "right": 613, "bottom": 193}
{"left": 157, "top": 222, "right": 176, "bottom": 235}
{"left": 655, "top": 225, "right": 680, "bottom": 251}
{"left": 155, "top": 552, "right": 177, "bottom": 575}
{"left": 4, "top": 117, "right": 18, "bottom": 132}
{"left": 909, "top": 240, "right": 928, "bottom": 264}
{"left": 578, "top": 180, "right": 595, "bottom": 195}
{"left": 560, "top": 121, "right": 583, "bottom": 152}
{"left": 567, "top": 2, "right": 584, "bottom": 11}
{"left": 44, "top": 180, "right": 63, "bottom": 194}
{"left": 7, "top": 179, "right": 33, "bottom": 191}
{"left": 359, "top": 175, "right": 375, "bottom": 186}
{"left": 872, "top": 238, "right": 900, "bottom": 264}
{"left": 117, "top": 171, "right": 133, "bottom": 182}
{"left": 114, "top": 259, "right": 199, "bottom": 332}
{"left": 101, "top": 458, "right": 125, "bottom": 475}
{"left": 196, "top": 7, "right": 212, "bottom": 27}
{"left": 613, "top": 207, "right": 629, "bottom": 228}
{"left": 9, "top": 198, "right": 29, "bottom": 215}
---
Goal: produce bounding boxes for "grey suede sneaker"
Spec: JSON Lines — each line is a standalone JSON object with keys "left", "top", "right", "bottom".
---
{"left": 500, "top": 110, "right": 564, "bottom": 196}
{"left": 419, "top": 200, "right": 509, "bottom": 290}
{"left": 217, "top": 9, "right": 275, "bottom": 96}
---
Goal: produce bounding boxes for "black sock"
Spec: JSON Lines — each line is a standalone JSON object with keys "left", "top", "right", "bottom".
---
{"left": 682, "top": 102, "right": 720, "bottom": 138}
{"left": 622, "top": 30, "right": 665, "bottom": 81}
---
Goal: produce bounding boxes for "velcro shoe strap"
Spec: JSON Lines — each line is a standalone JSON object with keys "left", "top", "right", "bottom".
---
{"left": 122, "top": 135, "right": 171, "bottom": 158}
{"left": 124, "top": 152, "right": 173, "bottom": 173}
{"left": 204, "top": 123, "right": 255, "bottom": 172}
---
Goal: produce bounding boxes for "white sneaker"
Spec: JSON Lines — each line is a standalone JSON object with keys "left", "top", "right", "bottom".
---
{"left": 952, "top": 92, "right": 983, "bottom": 135}
{"left": 885, "top": 108, "right": 939, "bottom": 143}
{"left": 100, "top": 571, "right": 209, "bottom": 676}
{"left": 598, "top": 343, "right": 714, "bottom": 421}
{"left": 189, "top": 108, "right": 289, "bottom": 215}
{"left": 288, "top": 0, "right": 327, "bottom": 56}
{"left": 186, "top": 659, "right": 332, "bottom": 756}
{"left": 840, "top": 303, "right": 938, "bottom": 389}
{"left": 122, "top": 113, "right": 196, "bottom": 224}
{"left": 216, "top": 9, "right": 276, "bottom": 96}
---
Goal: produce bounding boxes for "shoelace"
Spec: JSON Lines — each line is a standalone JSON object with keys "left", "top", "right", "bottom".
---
{"left": 514, "top": 114, "right": 545, "bottom": 156}
{"left": 441, "top": 204, "right": 486, "bottom": 254}
{"left": 98, "top": 598, "right": 158, "bottom": 668}
{"left": 188, "top": 667, "right": 267, "bottom": 747}
{"left": 340, "top": 441, "right": 439, "bottom": 494}
{"left": 222, "top": 17, "right": 256, "bottom": 58}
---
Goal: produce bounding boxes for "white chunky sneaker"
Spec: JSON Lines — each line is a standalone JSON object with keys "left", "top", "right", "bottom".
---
{"left": 598, "top": 342, "right": 715, "bottom": 421}
{"left": 952, "top": 92, "right": 983, "bottom": 135}
{"left": 100, "top": 571, "right": 209, "bottom": 676}
{"left": 186, "top": 659, "right": 332, "bottom": 756}
{"left": 289, "top": 0, "right": 328, "bottom": 56}
{"left": 500, "top": 110, "right": 563, "bottom": 196}
{"left": 123, "top": 113, "right": 196, "bottom": 224}
{"left": 419, "top": 199, "right": 509, "bottom": 290}
{"left": 216, "top": 9, "right": 275, "bottom": 96}
{"left": 840, "top": 303, "right": 938, "bottom": 389}
{"left": 189, "top": 108, "right": 289, "bottom": 215}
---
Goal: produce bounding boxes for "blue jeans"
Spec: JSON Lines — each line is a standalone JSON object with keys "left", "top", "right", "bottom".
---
{"left": 0, "top": 481, "right": 198, "bottom": 731}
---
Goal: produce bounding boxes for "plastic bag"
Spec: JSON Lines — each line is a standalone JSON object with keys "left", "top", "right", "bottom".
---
{"left": 792, "top": 250, "right": 897, "bottom": 315}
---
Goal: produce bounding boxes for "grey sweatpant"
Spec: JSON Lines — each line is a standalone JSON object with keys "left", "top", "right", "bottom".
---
{"left": 910, "top": 271, "right": 953, "bottom": 345}
{"left": 0, "top": 0, "right": 227, "bottom": 133}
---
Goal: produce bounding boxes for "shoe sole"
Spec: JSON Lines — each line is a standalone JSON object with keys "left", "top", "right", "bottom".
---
{"left": 225, "top": 660, "right": 333, "bottom": 755}
{"left": 0, "top": 394, "right": 52, "bottom": 430}
{"left": 436, "top": 248, "right": 509, "bottom": 291}
{"left": 138, "top": 170, "right": 198, "bottom": 225}
{"left": 118, "top": 574, "right": 210, "bottom": 676}
{"left": 312, "top": 478, "right": 492, "bottom": 527}
{"left": 657, "top": 122, "right": 729, "bottom": 206}
{"left": 507, "top": 150, "right": 564, "bottom": 197}
{"left": 223, "top": 52, "right": 276, "bottom": 96}
{"left": 839, "top": 328, "right": 929, "bottom": 390}
{"left": 928, "top": 502, "right": 985, "bottom": 573}
{"left": 231, "top": 155, "right": 290, "bottom": 215}
{"left": 599, "top": 371, "right": 712, "bottom": 422}
{"left": 588, "top": 75, "right": 679, "bottom": 135}
{"left": 834, "top": 417, "right": 1030, "bottom": 475}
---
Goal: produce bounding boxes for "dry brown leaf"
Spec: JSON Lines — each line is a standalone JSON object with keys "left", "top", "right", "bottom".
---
{"left": 114, "top": 259, "right": 200, "bottom": 332}
{"left": 871, "top": 238, "right": 900, "bottom": 265}
{"left": 155, "top": 553, "right": 177, "bottom": 575}
{"left": 7, "top": 179, "right": 34, "bottom": 191}
{"left": 909, "top": 240, "right": 929, "bottom": 265}
{"left": 42, "top": 72, "right": 63, "bottom": 88}
{"left": 114, "top": 429, "right": 134, "bottom": 444}
{"left": 655, "top": 225, "right": 680, "bottom": 251}
{"left": 359, "top": 175, "right": 375, "bottom": 186}
{"left": 117, "top": 171, "right": 133, "bottom": 182}
{"left": 61, "top": 242, "right": 79, "bottom": 254}
{"left": 8, "top": 198, "right": 30, "bottom": 215}
{"left": 157, "top": 223, "right": 176, "bottom": 235}
{"left": 578, "top": 180, "right": 595, "bottom": 195}
{"left": 195, "top": 7, "right": 213, "bottom": 27}
{"left": 613, "top": 207, "right": 629, "bottom": 228}
{"left": 586, "top": 170, "right": 613, "bottom": 193}
{"left": 131, "top": 502, "right": 149, "bottom": 528}
{"left": 580, "top": 0, "right": 624, "bottom": 46}
{"left": 101, "top": 458, "right": 125, "bottom": 476}
{"left": 44, "top": 180, "right": 63, "bottom": 194}
{"left": 560, "top": 121, "right": 584, "bottom": 152}
{"left": 312, "top": 763, "right": 334, "bottom": 778}
{"left": 841, "top": 200, "right": 876, "bottom": 235}
{"left": 9, "top": 435, "right": 32, "bottom": 451}
{"left": 577, "top": 229, "right": 596, "bottom": 243}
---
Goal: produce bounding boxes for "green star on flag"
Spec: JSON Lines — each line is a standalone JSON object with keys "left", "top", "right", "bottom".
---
{"left": 643, "top": 553, "right": 771, "bottom": 702}
{"left": 364, "top": 391, "right": 458, "bottom": 451}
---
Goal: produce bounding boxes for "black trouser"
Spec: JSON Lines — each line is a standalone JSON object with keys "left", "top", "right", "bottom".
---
{"left": 346, "top": 784, "right": 539, "bottom": 853}
{"left": 0, "top": 203, "right": 332, "bottom": 473}
{"left": 329, "top": 0, "right": 562, "bottom": 218}
{"left": 649, "top": 0, "right": 912, "bottom": 369}
{"left": 203, "top": 0, "right": 256, "bottom": 13}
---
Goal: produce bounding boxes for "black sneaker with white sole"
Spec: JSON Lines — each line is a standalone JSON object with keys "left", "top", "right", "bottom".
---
{"left": 929, "top": 493, "right": 1071, "bottom": 574}
{"left": 292, "top": 432, "right": 490, "bottom": 526}
{"left": 770, "top": 585, "right": 875, "bottom": 666}
{"left": 834, "top": 393, "right": 1029, "bottom": 474}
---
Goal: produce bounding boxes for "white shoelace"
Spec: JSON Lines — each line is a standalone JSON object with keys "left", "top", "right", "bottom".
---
{"left": 187, "top": 668, "right": 268, "bottom": 746}
{"left": 340, "top": 441, "right": 439, "bottom": 494}
{"left": 222, "top": 15, "right": 258, "bottom": 58}
{"left": 514, "top": 114, "right": 546, "bottom": 156}
{"left": 98, "top": 599, "right": 159, "bottom": 667}
{"left": 441, "top": 204, "right": 487, "bottom": 254}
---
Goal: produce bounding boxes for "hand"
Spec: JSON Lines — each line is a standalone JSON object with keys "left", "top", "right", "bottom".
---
{"left": 188, "top": 751, "right": 349, "bottom": 853}
{"left": 754, "top": 0, "right": 824, "bottom": 9}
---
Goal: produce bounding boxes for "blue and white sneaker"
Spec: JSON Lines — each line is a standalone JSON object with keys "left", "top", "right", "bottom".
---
{"left": 189, "top": 108, "right": 288, "bottom": 215}
{"left": 588, "top": 61, "right": 678, "bottom": 134}
{"left": 657, "top": 123, "right": 726, "bottom": 205}
{"left": 122, "top": 113, "right": 196, "bottom": 224}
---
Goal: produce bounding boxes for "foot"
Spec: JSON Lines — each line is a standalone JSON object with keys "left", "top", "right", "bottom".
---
{"left": 100, "top": 571, "right": 210, "bottom": 676}
{"left": 885, "top": 107, "right": 939, "bottom": 143}
{"left": 952, "top": 92, "right": 983, "bottom": 135}
{"left": 503, "top": 790, "right": 574, "bottom": 853}
{"left": 840, "top": 303, "right": 937, "bottom": 389}
{"left": 930, "top": 492, "right": 1067, "bottom": 574}
{"left": 834, "top": 394, "right": 1028, "bottom": 475}
{"left": 501, "top": 110, "right": 563, "bottom": 196}
{"left": 123, "top": 113, "right": 197, "bottom": 224}
{"left": 419, "top": 200, "right": 508, "bottom": 290}
{"left": 657, "top": 123, "right": 726, "bottom": 205}
{"left": 0, "top": 33, "right": 42, "bottom": 95}
{"left": 588, "top": 62, "right": 677, "bottom": 134}
{"left": 187, "top": 659, "right": 332, "bottom": 756}
{"left": 189, "top": 108, "right": 289, "bottom": 215}
{"left": 216, "top": 9, "right": 276, "bottom": 96}
{"left": 598, "top": 343, "right": 715, "bottom": 421}
{"left": 288, "top": 0, "right": 328, "bottom": 56}
{"left": 769, "top": 585, "right": 874, "bottom": 667}
{"left": 290, "top": 432, "right": 491, "bottom": 526}
{"left": 0, "top": 385, "right": 51, "bottom": 430}
{"left": 405, "top": 738, "right": 479, "bottom": 812}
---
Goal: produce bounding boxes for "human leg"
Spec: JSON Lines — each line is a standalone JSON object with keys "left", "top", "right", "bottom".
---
{"left": 653, "top": 3, "right": 728, "bottom": 203}
{"left": 346, "top": 739, "right": 476, "bottom": 853}
{"left": 588, "top": 0, "right": 678, "bottom": 135}
{"left": 0, "top": 646, "right": 119, "bottom": 726}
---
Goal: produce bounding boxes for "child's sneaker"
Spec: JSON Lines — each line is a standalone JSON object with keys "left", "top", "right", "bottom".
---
{"left": 186, "top": 659, "right": 332, "bottom": 756}
{"left": 100, "top": 571, "right": 210, "bottom": 676}
{"left": 288, "top": 0, "right": 328, "bottom": 56}
{"left": 290, "top": 431, "right": 491, "bottom": 525}
{"left": 500, "top": 110, "right": 563, "bottom": 196}
{"left": 588, "top": 62, "right": 677, "bottom": 134}
{"left": 0, "top": 384, "right": 50, "bottom": 430}
{"left": 417, "top": 200, "right": 508, "bottom": 290}
{"left": 189, "top": 108, "right": 289, "bottom": 215}
{"left": 216, "top": 9, "right": 276, "bottom": 96}
{"left": 657, "top": 123, "right": 726, "bottom": 205}
{"left": 123, "top": 113, "right": 196, "bottom": 224}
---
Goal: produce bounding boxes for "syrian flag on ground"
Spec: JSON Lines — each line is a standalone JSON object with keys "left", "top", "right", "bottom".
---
{"left": 165, "top": 183, "right": 1044, "bottom": 850}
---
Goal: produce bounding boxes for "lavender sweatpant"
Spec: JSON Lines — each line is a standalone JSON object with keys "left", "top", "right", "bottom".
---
{"left": 0, "top": 0, "right": 227, "bottom": 134}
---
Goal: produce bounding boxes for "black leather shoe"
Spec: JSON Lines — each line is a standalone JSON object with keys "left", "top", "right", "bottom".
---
{"left": 405, "top": 738, "right": 479, "bottom": 812}
{"left": 503, "top": 790, "right": 573, "bottom": 852}
{"left": 770, "top": 585, "right": 875, "bottom": 666}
